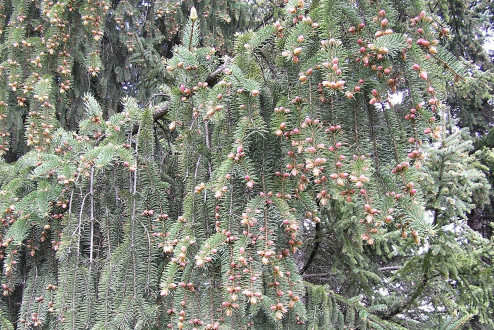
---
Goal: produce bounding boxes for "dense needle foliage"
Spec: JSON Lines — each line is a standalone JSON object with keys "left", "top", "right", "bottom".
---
{"left": 0, "top": 0, "right": 492, "bottom": 329}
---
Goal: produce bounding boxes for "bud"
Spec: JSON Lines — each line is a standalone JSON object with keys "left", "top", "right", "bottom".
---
{"left": 190, "top": 7, "right": 198, "bottom": 22}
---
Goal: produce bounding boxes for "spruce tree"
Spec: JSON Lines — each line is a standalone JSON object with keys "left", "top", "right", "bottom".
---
{"left": 0, "top": 0, "right": 492, "bottom": 329}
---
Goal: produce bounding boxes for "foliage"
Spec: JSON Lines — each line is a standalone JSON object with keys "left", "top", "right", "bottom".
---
{"left": 428, "top": 0, "right": 494, "bottom": 133}
{"left": 0, "top": 0, "right": 492, "bottom": 329}
{"left": 428, "top": 0, "right": 494, "bottom": 240}
{"left": 0, "top": 0, "right": 267, "bottom": 162}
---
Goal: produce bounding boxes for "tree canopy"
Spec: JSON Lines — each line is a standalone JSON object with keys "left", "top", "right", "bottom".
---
{"left": 0, "top": 0, "right": 493, "bottom": 329}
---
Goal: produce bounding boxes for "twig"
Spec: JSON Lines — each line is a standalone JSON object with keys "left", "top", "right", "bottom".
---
{"left": 379, "top": 266, "right": 402, "bottom": 271}
{"left": 89, "top": 167, "right": 95, "bottom": 270}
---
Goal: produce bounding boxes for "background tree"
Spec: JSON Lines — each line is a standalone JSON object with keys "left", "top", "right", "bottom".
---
{"left": 0, "top": 0, "right": 493, "bottom": 329}
{"left": 427, "top": 0, "right": 494, "bottom": 240}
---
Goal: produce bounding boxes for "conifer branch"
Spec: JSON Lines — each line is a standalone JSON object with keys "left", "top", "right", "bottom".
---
{"left": 299, "top": 222, "right": 321, "bottom": 275}
{"left": 134, "top": 64, "right": 226, "bottom": 131}
{"left": 205, "top": 64, "right": 226, "bottom": 86}
{"left": 382, "top": 252, "right": 438, "bottom": 320}
{"left": 430, "top": 53, "right": 466, "bottom": 82}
